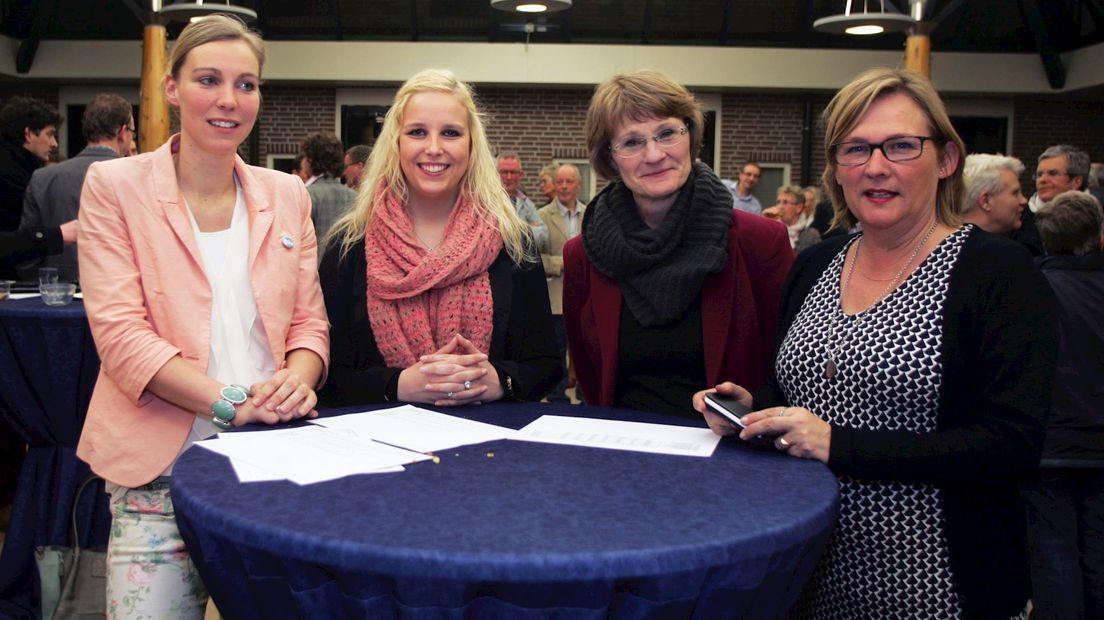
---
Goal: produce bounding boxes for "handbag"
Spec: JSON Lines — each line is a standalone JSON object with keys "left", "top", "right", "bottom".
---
{"left": 33, "top": 475, "right": 107, "bottom": 620}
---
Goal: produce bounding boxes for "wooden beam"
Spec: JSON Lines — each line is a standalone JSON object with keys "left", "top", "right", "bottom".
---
{"left": 1019, "top": 0, "right": 1067, "bottom": 89}
{"left": 15, "top": 0, "right": 59, "bottom": 74}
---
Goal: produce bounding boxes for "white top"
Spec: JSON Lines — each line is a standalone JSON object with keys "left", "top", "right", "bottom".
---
{"left": 166, "top": 177, "right": 276, "bottom": 474}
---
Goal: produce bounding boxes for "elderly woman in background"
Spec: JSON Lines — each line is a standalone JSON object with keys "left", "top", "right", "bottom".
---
{"left": 319, "top": 69, "right": 560, "bottom": 407}
{"left": 536, "top": 163, "right": 557, "bottom": 207}
{"left": 563, "top": 69, "right": 793, "bottom": 417}
{"left": 694, "top": 67, "right": 1057, "bottom": 619}
{"left": 1026, "top": 190, "right": 1104, "bottom": 620}
{"left": 77, "top": 16, "right": 329, "bottom": 616}
{"left": 961, "top": 153, "right": 1028, "bottom": 234}
{"left": 763, "top": 184, "right": 821, "bottom": 253}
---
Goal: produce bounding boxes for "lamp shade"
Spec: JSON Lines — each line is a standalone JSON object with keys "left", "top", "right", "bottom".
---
{"left": 491, "top": 0, "right": 573, "bottom": 13}
{"left": 159, "top": 1, "right": 258, "bottom": 23}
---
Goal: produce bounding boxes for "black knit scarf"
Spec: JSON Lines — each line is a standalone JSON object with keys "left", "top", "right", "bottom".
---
{"left": 582, "top": 161, "right": 732, "bottom": 327}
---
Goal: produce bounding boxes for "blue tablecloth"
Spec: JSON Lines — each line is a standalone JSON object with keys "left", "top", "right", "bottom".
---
{"left": 0, "top": 297, "right": 110, "bottom": 620}
{"left": 174, "top": 403, "right": 839, "bottom": 619}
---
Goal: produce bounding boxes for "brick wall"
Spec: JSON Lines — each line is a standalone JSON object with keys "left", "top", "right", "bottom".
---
{"left": 8, "top": 83, "right": 1101, "bottom": 202}
{"left": 255, "top": 85, "right": 339, "bottom": 161}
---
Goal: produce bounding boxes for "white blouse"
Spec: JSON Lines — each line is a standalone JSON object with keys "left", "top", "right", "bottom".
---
{"left": 167, "top": 177, "right": 276, "bottom": 472}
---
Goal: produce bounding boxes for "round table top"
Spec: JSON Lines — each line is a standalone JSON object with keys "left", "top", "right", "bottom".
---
{"left": 172, "top": 402, "right": 839, "bottom": 583}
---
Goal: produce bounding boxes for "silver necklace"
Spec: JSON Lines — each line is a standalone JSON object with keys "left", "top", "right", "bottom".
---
{"left": 824, "top": 221, "right": 938, "bottom": 380}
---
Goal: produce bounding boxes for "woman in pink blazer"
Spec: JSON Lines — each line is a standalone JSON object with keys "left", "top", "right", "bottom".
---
{"left": 76, "top": 16, "right": 328, "bottom": 618}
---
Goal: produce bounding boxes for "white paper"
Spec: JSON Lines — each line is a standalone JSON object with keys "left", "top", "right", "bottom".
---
{"left": 195, "top": 425, "right": 426, "bottom": 484}
{"left": 7, "top": 293, "right": 39, "bottom": 300}
{"left": 312, "top": 404, "right": 516, "bottom": 453}
{"left": 511, "top": 415, "right": 721, "bottom": 457}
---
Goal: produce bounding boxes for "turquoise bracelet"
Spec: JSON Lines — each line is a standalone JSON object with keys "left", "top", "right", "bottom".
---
{"left": 209, "top": 384, "right": 251, "bottom": 430}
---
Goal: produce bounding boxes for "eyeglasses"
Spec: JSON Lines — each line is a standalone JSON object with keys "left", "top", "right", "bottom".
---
{"left": 609, "top": 126, "right": 688, "bottom": 159}
{"left": 1035, "top": 169, "right": 1070, "bottom": 179}
{"left": 125, "top": 125, "right": 136, "bottom": 134}
{"left": 830, "top": 136, "right": 935, "bottom": 166}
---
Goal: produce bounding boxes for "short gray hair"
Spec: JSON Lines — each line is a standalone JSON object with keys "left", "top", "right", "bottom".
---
{"left": 1090, "top": 162, "right": 1104, "bottom": 189}
{"left": 1037, "top": 190, "right": 1103, "bottom": 256}
{"left": 776, "top": 185, "right": 805, "bottom": 204}
{"left": 1039, "top": 144, "right": 1090, "bottom": 186}
{"left": 962, "top": 153, "right": 1025, "bottom": 215}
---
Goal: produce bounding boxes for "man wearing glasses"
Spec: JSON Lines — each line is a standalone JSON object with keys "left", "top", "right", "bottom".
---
{"left": 1014, "top": 144, "right": 1091, "bottom": 256}
{"left": 20, "top": 93, "right": 134, "bottom": 281}
{"left": 496, "top": 152, "right": 549, "bottom": 251}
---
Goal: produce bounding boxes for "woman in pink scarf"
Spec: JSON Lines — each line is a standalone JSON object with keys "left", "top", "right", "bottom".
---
{"left": 319, "top": 69, "right": 561, "bottom": 406}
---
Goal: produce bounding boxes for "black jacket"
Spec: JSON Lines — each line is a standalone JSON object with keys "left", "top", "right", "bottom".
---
{"left": 756, "top": 227, "right": 1058, "bottom": 619}
{"left": 318, "top": 238, "right": 562, "bottom": 406}
{"left": 1037, "top": 252, "right": 1104, "bottom": 461}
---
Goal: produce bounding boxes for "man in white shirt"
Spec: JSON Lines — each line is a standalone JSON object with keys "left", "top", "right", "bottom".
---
{"left": 725, "top": 162, "right": 762, "bottom": 214}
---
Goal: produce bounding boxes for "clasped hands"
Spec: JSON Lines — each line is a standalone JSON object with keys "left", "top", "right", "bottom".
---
{"left": 691, "top": 382, "right": 832, "bottom": 463}
{"left": 398, "top": 334, "right": 503, "bottom": 406}
{"left": 229, "top": 368, "right": 318, "bottom": 427}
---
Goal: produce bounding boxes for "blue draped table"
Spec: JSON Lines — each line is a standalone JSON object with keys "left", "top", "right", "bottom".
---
{"left": 0, "top": 297, "right": 110, "bottom": 620}
{"left": 173, "top": 402, "right": 839, "bottom": 619}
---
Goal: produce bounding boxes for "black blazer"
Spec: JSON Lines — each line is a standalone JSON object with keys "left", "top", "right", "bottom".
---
{"left": 756, "top": 227, "right": 1058, "bottom": 619}
{"left": 318, "top": 238, "right": 562, "bottom": 406}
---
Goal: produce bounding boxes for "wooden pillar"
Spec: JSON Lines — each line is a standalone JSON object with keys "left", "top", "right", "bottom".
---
{"left": 904, "top": 21, "right": 935, "bottom": 78}
{"left": 139, "top": 22, "right": 170, "bottom": 153}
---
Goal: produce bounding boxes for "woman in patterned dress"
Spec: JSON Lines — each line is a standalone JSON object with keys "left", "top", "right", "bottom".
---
{"left": 693, "top": 67, "right": 1057, "bottom": 619}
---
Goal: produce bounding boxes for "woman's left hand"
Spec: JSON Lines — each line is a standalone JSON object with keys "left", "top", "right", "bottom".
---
{"left": 418, "top": 334, "right": 504, "bottom": 406}
{"left": 740, "top": 406, "right": 832, "bottom": 463}
{"left": 249, "top": 368, "right": 318, "bottom": 422}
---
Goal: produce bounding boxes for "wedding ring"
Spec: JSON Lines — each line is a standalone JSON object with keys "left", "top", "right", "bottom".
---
{"left": 776, "top": 407, "right": 788, "bottom": 417}
{"left": 463, "top": 380, "right": 472, "bottom": 390}
{"left": 447, "top": 391, "right": 454, "bottom": 399}
{"left": 776, "top": 436, "right": 791, "bottom": 450}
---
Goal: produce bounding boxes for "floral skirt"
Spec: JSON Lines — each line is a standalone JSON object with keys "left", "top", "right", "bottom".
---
{"left": 106, "top": 478, "right": 208, "bottom": 620}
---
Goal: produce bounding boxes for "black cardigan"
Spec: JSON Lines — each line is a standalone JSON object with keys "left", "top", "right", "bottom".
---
{"left": 755, "top": 227, "right": 1058, "bottom": 620}
{"left": 318, "top": 238, "right": 562, "bottom": 406}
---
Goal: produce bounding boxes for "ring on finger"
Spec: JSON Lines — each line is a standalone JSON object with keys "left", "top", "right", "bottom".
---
{"left": 463, "top": 380, "right": 472, "bottom": 390}
{"left": 447, "top": 391, "right": 454, "bottom": 399}
{"left": 775, "top": 436, "right": 791, "bottom": 450}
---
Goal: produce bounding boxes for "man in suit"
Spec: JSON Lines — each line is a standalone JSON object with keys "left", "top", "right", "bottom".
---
{"left": 301, "top": 132, "right": 356, "bottom": 248}
{"left": 343, "top": 144, "right": 369, "bottom": 191}
{"left": 538, "top": 163, "right": 586, "bottom": 403}
{"left": 20, "top": 93, "right": 132, "bottom": 281}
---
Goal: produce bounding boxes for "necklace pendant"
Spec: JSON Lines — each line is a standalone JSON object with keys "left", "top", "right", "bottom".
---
{"left": 825, "top": 359, "right": 837, "bottom": 379}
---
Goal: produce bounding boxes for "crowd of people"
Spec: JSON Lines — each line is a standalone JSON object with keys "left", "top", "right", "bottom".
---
{"left": 0, "top": 13, "right": 1101, "bottom": 620}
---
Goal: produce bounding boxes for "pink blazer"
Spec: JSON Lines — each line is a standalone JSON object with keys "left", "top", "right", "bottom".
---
{"left": 76, "top": 136, "right": 330, "bottom": 487}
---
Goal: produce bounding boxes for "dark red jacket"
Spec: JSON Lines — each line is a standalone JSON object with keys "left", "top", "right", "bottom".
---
{"left": 563, "top": 210, "right": 794, "bottom": 406}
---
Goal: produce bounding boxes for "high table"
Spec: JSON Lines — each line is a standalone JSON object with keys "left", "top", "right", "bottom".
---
{"left": 173, "top": 403, "right": 840, "bottom": 619}
{"left": 0, "top": 297, "right": 110, "bottom": 619}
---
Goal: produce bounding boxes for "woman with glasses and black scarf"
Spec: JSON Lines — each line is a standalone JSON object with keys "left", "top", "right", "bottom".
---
{"left": 562, "top": 69, "right": 793, "bottom": 417}
{"left": 694, "top": 67, "right": 1058, "bottom": 619}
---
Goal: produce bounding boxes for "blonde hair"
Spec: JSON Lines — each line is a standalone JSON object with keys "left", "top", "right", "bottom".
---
{"left": 821, "top": 67, "right": 965, "bottom": 231}
{"left": 327, "top": 69, "right": 531, "bottom": 263}
{"left": 166, "top": 14, "right": 265, "bottom": 79}
{"left": 585, "top": 70, "right": 705, "bottom": 181}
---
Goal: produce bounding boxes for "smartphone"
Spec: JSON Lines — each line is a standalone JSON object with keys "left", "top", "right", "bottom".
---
{"left": 704, "top": 393, "right": 752, "bottom": 428}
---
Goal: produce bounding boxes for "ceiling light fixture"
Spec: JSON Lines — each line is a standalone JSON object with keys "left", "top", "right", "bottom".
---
{"left": 491, "top": 0, "right": 573, "bottom": 14}
{"left": 158, "top": 0, "right": 258, "bottom": 23}
{"left": 813, "top": 0, "right": 914, "bottom": 36}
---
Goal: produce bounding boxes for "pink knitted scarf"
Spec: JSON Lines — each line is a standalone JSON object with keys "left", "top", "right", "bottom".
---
{"left": 365, "top": 188, "right": 503, "bottom": 368}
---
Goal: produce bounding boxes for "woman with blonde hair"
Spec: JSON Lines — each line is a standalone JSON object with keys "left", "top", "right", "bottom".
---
{"left": 694, "top": 67, "right": 1056, "bottom": 618}
{"left": 77, "top": 15, "right": 328, "bottom": 617}
{"left": 320, "top": 69, "right": 560, "bottom": 406}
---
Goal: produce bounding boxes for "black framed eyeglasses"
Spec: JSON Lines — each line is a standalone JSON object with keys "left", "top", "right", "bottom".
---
{"left": 609, "top": 126, "right": 688, "bottom": 159}
{"left": 830, "top": 136, "right": 935, "bottom": 166}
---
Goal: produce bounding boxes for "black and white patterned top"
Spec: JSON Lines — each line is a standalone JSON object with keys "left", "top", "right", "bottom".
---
{"left": 778, "top": 227, "right": 969, "bottom": 620}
